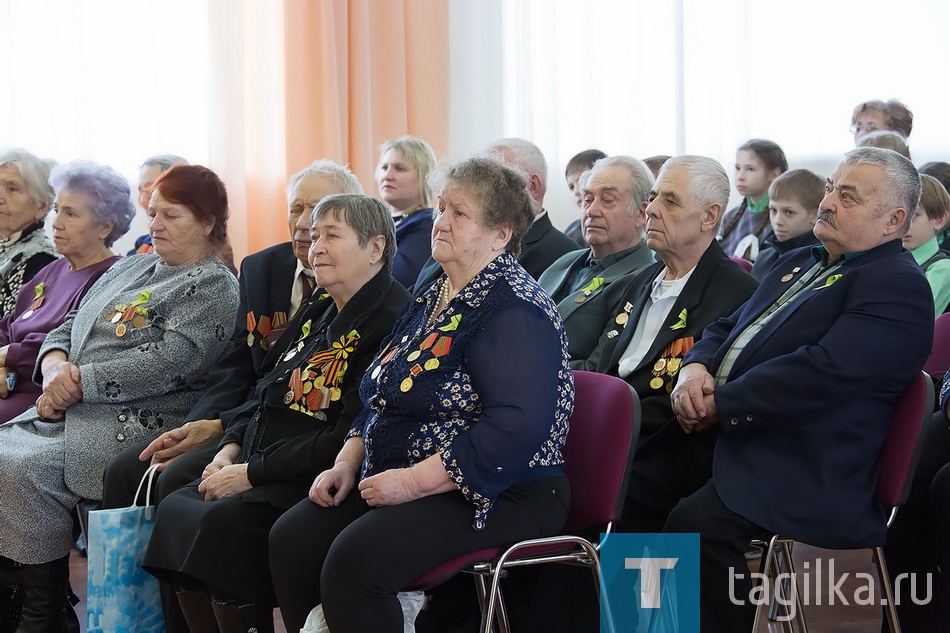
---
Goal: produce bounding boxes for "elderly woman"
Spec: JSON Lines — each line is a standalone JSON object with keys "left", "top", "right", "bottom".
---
{"left": 142, "top": 194, "right": 410, "bottom": 633}
{"left": 0, "top": 165, "right": 238, "bottom": 632}
{"left": 850, "top": 99, "right": 913, "bottom": 144}
{"left": 376, "top": 135, "right": 438, "bottom": 288}
{"left": 0, "top": 162, "right": 133, "bottom": 422}
{"left": 0, "top": 149, "right": 59, "bottom": 317}
{"left": 269, "top": 156, "right": 574, "bottom": 633}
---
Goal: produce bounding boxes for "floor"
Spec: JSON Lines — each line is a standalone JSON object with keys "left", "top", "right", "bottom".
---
{"left": 67, "top": 544, "right": 886, "bottom": 633}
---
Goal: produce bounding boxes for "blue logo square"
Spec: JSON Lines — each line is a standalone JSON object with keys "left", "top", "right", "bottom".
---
{"left": 600, "top": 533, "right": 700, "bottom": 632}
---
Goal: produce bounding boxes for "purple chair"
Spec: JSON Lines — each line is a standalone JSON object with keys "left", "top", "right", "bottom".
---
{"left": 923, "top": 312, "right": 950, "bottom": 384}
{"left": 730, "top": 256, "right": 753, "bottom": 273}
{"left": 405, "top": 370, "right": 641, "bottom": 633}
{"left": 753, "top": 371, "right": 934, "bottom": 632}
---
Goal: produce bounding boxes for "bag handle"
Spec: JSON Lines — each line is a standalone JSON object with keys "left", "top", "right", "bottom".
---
{"left": 132, "top": 463, "right": 162, "bottom": 520}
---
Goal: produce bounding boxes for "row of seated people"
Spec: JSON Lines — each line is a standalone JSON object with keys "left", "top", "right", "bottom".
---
{"left": 0, "top": 141, "right": 942, "bottom": 632}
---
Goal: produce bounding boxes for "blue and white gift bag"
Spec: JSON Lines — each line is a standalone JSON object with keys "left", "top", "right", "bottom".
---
{"left": 86, "top": 464, "right": 165, "bottom": 633}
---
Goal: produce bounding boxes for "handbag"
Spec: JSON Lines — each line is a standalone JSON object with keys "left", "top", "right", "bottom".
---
{"left": 85, "top": 464, "right": 165, "bottom": 633}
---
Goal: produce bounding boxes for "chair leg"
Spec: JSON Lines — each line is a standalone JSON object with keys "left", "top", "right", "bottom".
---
{"left": 753, "top": 536, "right": 779, "bottom": 632}
{"left": 874, "top": 547, "right": 903, "bottom": 633}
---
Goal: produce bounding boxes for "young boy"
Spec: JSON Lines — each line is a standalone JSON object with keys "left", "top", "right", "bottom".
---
{"left": 750, "top": 168, "right": 824, "bottom": 281}
{"left": 904, "top": 174, "right": 950, "bottom": 316}
{"left": 563, "top": 149, "right": 606, "bottom": 247}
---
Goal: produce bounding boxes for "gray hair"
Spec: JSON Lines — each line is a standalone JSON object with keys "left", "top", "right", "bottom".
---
{"left": 660, "top": 155, "right": 731, "bottom": 212}
{"left": 842, "top": 147, "right": 920, "bottom": 235}
{"left": 287, "top": 159, "right": 363, "bottom": 204}
{"left": 485, "top": 137, "right": 548, "bottom": 188}
{"left": 590, "top": 155, "right": 655, "bottom": 215}
{"left": 429, "top": 156, "right": 534, "bottom": 257}
{"left": 312, "top": 193, "right": 396, "bottom": 271}
{"left": 141, "top": 154, "right": 189, "bottom": 172}
{"left": 379, "top": 136, "right": 438, "bottom": 206}
{"left": 0, "top": 148, "right": 56, "bottom": 210}
{"left": 857, "top": 130, "right": 911, "bottom": 160}
{"left": 49, "top": 161, "right": 135, "bottom": 247}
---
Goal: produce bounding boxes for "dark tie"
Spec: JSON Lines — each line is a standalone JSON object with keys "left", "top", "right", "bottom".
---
{"left": 264, "top": 273, "right": 316, "bottom": 349}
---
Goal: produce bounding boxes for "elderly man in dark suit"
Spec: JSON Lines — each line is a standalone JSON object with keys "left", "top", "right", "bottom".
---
{"left": 411, "top": 138, "right": 577, "bottom": 294}
{"left": 582, "top": 155, "right": 759, "bottom": 533}
{"left": 668, "top": 147, "right": 934, "bottom": 632}
{"left": 538, "top": 155, "right": 656, "bottom": 362}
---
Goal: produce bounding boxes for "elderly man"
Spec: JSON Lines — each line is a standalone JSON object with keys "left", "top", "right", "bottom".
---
{"left": 412, "top": 138, "right": 577, "bottom": 293}
{"left": 128, "top": 154, "right": 189, "bottom": 255}
{"left": 667, "top": 147, "right": 934, "bottom": 632}
{"left": 538, "top": 155, "right": 656, "bottom": 362}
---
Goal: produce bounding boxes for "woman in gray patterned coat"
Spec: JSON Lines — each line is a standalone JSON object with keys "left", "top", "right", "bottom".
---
{"left": 0, "top": 165, "right": 239, "bottom": 633}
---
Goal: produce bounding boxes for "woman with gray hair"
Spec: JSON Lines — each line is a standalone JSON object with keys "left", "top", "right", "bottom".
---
{"left": 0, "top": 161, "right": 134, "bottom": 423}
{"left": 0, "top": 149, "right": 59, "bottom": 316}
{"left": 143, "top": 193, "right": 410, "bottom": 633}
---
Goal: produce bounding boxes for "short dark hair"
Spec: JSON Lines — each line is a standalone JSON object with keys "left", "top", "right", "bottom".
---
{"left": 312, "top": 193, "right": 397, "bottom": 271}
{"left": 920, "top": 162, "right": 950, "bottom": 195}
{"left": 430, "top": 156, "right": 534, "bottom": 256}
{"left": 565, "top": 149, "right": 607, "bottom": 177}
{"left": 768, "top": 169, "right": 824, "bottom": 216}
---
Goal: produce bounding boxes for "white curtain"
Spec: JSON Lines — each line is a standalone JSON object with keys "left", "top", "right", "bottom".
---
{"left": 452, "top": 0, "right": 950, "bottom": 229}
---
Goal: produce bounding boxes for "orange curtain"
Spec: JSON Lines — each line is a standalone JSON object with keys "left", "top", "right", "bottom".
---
{"left": 208, "top": 0, "right": 449, "bottom": 265}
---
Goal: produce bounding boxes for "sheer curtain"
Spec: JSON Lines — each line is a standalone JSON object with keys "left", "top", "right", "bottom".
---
{"left": 482, "top": 0, "right": 950, "bottom": 229}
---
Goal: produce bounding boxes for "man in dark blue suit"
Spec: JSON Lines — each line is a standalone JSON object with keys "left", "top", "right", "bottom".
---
{"left": 667, "top": 147, "right": 934, "bottom": 632}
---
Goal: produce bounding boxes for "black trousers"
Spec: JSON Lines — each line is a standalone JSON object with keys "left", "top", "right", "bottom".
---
{"left": 269, "top": 477, "right": 569, "bottom": 633}
{"left": 664, "top": 481, "right": 767, "bottom": 633}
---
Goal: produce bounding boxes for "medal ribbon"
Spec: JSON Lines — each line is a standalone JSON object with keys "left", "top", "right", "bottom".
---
{"left": 579, "top": 277, "right": 604, "bottom": 294}
{"left": 670, "top": 308, "right": 688, "bottom": 330}
{"left": 305, "top": 330, "right": 360, "bottom": 387}
{"left": 439, "top": 314, "right": 462, "bottom": 332}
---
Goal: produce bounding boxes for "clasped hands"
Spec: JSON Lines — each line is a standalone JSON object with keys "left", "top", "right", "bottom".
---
{"left": 310, "top": 462, "right": 420, "bottom": 508}
{"left": 670, "top": 363, "right": 719, "bottom": 434}
{"left": 198, "top": 442, "right": 251, "bottom": 501}
{"left": 36, "top": 354, "right": 83, "bottom": 420}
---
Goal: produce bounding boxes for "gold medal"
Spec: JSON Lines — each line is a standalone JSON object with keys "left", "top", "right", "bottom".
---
{"left": 314, "top": 375, "right": 326, "bottom": 389}
{"left": 650, "top": 376, "right": 664, "bottom": 390}
{"left": 283, "top": 390, "right": 295, "bottom": 404}
{"left": 616, "top": 313, "right": 628, "bottom": 325}
{"left": 329, "top": 387, "right": 341, "bottom": 401}
{"left": 303, "top": 381, "right": 313, "bottom": 395}
{"left": 132, "top": 315, "right": 146, "bottom": 328}
{"left": 115, "top": 323, "right": 127, "bottom": 337}
{"left": 653, "top": 358, "right": 667, "bottom": 373}
{"left": 260, "top": 339, "right": 269, "bottom": 351}
{"left": 247, "top": 332, "right": 255, "bottom": 347}
{"left": 666, "top": 382, "right": 674, "bottom": 394}
{"left": 424, "top": 358, "right": 440, "bottom": 371}
{"left": 400, "top": 377, "right": 413, "bottom": 392}
{"left": 666, "top": 358, "right": 682, "bottom": 374}
{"left": 781, "top": 274, "right": 794, "bottom": 282}
{"left": 575, "top": 295, "right": 587, "bottom": 303}
{"left": 407, "top": 350, "right": 421, "bottom": 362}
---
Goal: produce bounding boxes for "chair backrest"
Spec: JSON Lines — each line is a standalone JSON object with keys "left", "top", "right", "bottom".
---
{"left": 561, "top": 371, "right": 641, "bottom": 533}
{"left": 730, "top": 256, "right": 753, "bottom": 273}
{"left": 923, "top": 312, "right": 950, "bottom": 382}
{"left": 877, "top": 371, "right": 934, "bottom": 510}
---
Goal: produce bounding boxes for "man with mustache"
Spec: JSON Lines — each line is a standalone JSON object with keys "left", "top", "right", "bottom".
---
{"left": 668, "top": 147, "right": 934, "bottom": 633}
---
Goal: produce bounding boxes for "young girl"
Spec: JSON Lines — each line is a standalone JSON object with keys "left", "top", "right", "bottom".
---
{"left": 903, "top": 174, "right": 950, "bottom": 316}
{"left": 719, "top": 139, "right": 787, "bottom": 261}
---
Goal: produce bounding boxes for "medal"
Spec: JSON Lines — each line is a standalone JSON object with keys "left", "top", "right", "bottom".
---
{"left": 111, "top": 312, "right": 123, "bottom": 323}
{"left": 424, "top": 358, "right": 440, "bottom": 371}
{"left": 22, "top": 284, "right": 44, "bottom": 319}
{"left": 247, "top": 332, "right": 255, "bottom": 347}
{"left": 132, "top": 315, "right": 146, "bottom": 328}
{"left": 407, "top": 350, "right": 421, "bottom": 362}
{"left": 653, "top": 358, "right": 667, "bottom": 373}
{"left": 650, "top": 376, "right": 664, "bottom": 390}
{"left": 616, "top": 313, "right": 628, "bottom": 325}
{"left": 575, "top": 295, "right": 587, "bottom": 303}
{"left": 781, "top": 274, "right": 794, "bottom": 282}
{"left": 371, "top": 365, "right": 381, "bottom": 380}
{"left": 115, "top": 323, "right": 127, "bottom": 337}
{"left": 666, "top": 358, "right": 682, "bottom": 374}
{"left": 283, "top": 391, "right": 295, "bottom": 404}
{"left": 21, "top": 310, "right": 33, "bottom": 320}
{"left": 606, "top": 330, "right": 618, "bottom": 339}
{"left": 400, "top": 377, "right": 413, "bottom": 392}
{"left": 329, "top": 387, "right": 341, "bottom": 401}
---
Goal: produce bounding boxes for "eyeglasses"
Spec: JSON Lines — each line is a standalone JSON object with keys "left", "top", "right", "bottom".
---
{"left": 849, "top": 123, "right": 880, "bottom": 135}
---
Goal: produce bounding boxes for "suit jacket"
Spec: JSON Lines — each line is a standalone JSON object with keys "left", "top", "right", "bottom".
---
{"left": 187, "top": 242, "right": 299, "bottom": 425}
{"left": 686, "top": 239, "right": 934, "bottom": 548}
{"left": 539, "top": 242, "right": 655, "bottom": 362}
{"left": 585, "top": 240, "right": 758, "bottom": 444}
{"left": 518, "top": 212, "right": 581, "bottom": 280}
{"left": 392, "top": 209, "right": 434, "bottom": 289}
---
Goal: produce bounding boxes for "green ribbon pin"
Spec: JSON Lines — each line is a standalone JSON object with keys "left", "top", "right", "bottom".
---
{"left": 33, "top": 283, "right": 44, "bottom": 300}
{"left": 670, "top": 309, "right": 688, "bottom": 330}
{"left": 129, "top": 290, "right": 151, "bottom": 307}
{"left": 439, "top": 314, "right": 463, "bottom": 332}
{"left": 813, "top": 274, "right": 843, "bottom": 290}
{"left": 579, "top": 277, "right": 604, "bottom": 294}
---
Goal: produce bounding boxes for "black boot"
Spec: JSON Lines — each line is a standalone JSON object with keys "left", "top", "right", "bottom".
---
{"left": 211, "top": 599, "right": 275, "bottom": 633}
{"left": 15, "top": 557, "right": 69, "bottom": 633}
{"left": 176, "top": 588, "right": 220, "bottom": 633}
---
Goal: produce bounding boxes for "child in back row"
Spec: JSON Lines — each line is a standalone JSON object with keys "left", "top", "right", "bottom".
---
{"left": 720, "top": 139, "right": 788, "bottom": 261}
{"left": 903, "top": 174, "right": 950, "bottom": 316}
{"left": 750, "top": 169, "right": 823, "bottom": 281}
